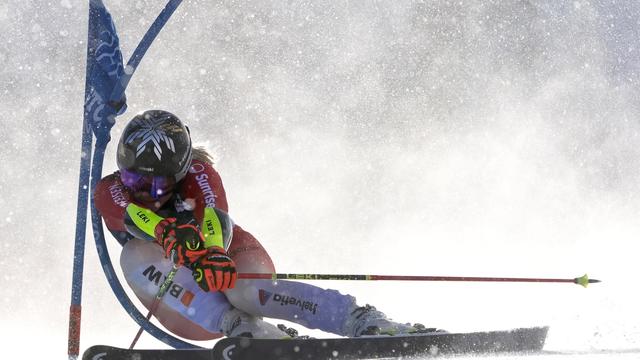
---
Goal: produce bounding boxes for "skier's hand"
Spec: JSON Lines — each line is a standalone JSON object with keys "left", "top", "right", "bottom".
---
{"left": 191, "top": 246, "right": 237, "bottom": 292}
{"left": 154, "top": 217, "right": 208, "bottom": 266}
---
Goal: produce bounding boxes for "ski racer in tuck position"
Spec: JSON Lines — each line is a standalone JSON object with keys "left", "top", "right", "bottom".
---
{"left": 95, "top": 110, "right": 440, "bottom": 340}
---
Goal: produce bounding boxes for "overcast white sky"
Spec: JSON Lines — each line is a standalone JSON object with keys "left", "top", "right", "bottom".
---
{"left": 1, "top": 1, "right": 640, "bottom": 357}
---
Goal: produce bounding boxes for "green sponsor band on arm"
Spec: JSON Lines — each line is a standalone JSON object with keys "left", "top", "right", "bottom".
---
{"left": 202, "top": 207, "right": 224, "bottom": 248}
{"left": 126, "top": 203, "right": 165, "bottom": 238}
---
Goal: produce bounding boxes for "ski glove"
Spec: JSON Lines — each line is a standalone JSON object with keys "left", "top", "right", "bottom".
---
{"left": 154, "top": 217, "right": 208, "bottom": 266}
{"left": 191, "top": 246, "right": 237, "bottom": 292}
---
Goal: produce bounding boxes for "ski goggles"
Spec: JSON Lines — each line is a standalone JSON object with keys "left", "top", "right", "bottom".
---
{"left": 119, "top": 168, "right": 176, "bottom": 199}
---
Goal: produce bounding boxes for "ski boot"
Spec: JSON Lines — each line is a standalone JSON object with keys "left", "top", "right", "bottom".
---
{"left": 220, "top": 308, "right": 293, "bottom": 339}
{"left": 344, "top": 304, "right": 445, "bottom": 337}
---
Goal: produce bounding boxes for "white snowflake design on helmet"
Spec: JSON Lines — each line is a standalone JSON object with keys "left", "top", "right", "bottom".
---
{"left": 125, "top": 115, "right": 177, "bottom": 160}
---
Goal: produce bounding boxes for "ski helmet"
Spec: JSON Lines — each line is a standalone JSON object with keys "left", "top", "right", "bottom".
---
{"left": 117, "top": 110, "right": 193, "bottom": 183}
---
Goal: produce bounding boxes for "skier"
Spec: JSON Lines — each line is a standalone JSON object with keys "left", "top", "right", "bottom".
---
{"left": 95, "top": 110, "right": 437, "bottom": 340}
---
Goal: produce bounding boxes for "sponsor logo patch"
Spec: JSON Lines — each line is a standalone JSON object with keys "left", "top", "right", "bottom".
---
{"left": 195, "top": 173, "right": 217, "bottom": 208}
{"left": 259, "top": 289, "right": 272, "bottom": 306}
{"left": 258, "top": 289, "right": 318, "bottom": 315}
{"left": 180, "top": 291, "right": 195, "bottom": 307}
{"left": 189, "top": 162, "right": 205, "bottom": 174}
{"left": 108, "top": 183, "right": 129, "bottom": 208}
{"left": 142, "top": 265, "right": 194, "bottom": 307}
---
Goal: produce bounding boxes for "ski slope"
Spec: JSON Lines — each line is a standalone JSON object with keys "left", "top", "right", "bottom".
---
{"left": 2, "top": 1, "right": 640, "bottom": 359}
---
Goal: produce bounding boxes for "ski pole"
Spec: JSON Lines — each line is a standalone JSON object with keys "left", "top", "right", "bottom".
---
{"left": 129, "top": 251, "right": 180, "bottom": 349}
{"left": 238, "top": 273, "right": 600, "bottom": 288}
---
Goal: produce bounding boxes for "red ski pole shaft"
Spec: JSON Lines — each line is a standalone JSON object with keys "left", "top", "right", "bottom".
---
{"left": 237, "top": 273, "right": 600, "bottom": 287}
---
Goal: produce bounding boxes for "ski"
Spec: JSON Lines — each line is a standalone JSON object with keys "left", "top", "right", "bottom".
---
{"left": 82, "top": 326, "right": 547, "bottom": 359}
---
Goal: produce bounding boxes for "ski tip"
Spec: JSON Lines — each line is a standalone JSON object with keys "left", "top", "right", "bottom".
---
{"left": 574, "top": 274, "right": 601, "bottom": 288}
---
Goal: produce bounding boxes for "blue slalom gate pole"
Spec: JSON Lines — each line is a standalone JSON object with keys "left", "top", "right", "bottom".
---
{"left": 68, "top": 0, "right": 197, "bottom": 356}
{"left": 67, "top": 71, "right": 93, "bottom": 360}
{"left": 68, "top": 1, "right": 104, "bottom": 357}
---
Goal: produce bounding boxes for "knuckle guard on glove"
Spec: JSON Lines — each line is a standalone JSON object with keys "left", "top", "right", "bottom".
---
{"left": 192, "top": 246, "right": 237, "bottom": 292}
{"left": 155, "top": 218, "right": 208, "bottom": 266}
